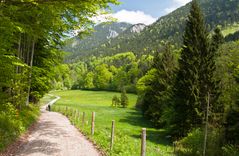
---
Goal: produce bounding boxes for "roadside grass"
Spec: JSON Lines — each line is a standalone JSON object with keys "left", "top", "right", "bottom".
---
{"left": 0, "top": 104, "right": 40, "bottom": 151}
{"left": 0, "top": 95, "right": 52, "bottom": 152}
{"left": 52, "top": 90, "right": 173, "bottom": 156}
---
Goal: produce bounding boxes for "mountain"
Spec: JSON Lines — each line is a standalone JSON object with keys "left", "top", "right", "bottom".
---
{"left": 64, "top": 0, "right": 239, "bottom": 61}
{"left": 94, "top": 0, "right": 239, "bottom": 56}
{"left": 63, "top": 22, "right": 132, "bottom": 61}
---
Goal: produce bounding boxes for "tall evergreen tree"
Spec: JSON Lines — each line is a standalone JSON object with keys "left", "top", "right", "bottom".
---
{"left": 207, "top": 27, "right": 224, "bottom": 125}
{"left": 171, "top": 0, "right": 211, "bottom": 136}
{"left": 138, "top": 43, "right": 177, "bottom": 126}
{"left": 148, "top": 44, "right": 177, "bottom": 126}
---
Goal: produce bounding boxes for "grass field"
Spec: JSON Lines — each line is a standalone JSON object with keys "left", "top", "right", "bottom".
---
{"left": 51, "top": 90, "right": 173, "bottom": 156}
{"left": 222, "top": 23, "right": 239, "bottom": 36}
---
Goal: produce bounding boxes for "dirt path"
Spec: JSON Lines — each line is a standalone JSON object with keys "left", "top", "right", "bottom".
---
{"left": 14, "top": 97, "right": 101, "bottom": 156}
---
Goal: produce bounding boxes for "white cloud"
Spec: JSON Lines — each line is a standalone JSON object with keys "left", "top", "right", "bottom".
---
{"left": 164, "top": 7, "right": 177, "bottom": 14}
{"left": 92, "top": 10, "right": 157, "bottom": 25}
{"left": 164, "top": 0, "right": 191, "bottom": 14}
{"left": 173, "top": 0, "right": 191, "bottom": 5}
{"left": 112, "top": 10, "right": 157, "bottom": 25}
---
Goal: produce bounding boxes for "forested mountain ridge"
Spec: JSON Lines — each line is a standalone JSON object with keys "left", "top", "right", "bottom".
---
{"left": 101, "top": 0, "right": 239, "bottom": 56}
{"left": 63, "top": 22, "right": 132, "bottom": 61}
{"left": 64, "top": 0, "right": 239, "bottom": 60}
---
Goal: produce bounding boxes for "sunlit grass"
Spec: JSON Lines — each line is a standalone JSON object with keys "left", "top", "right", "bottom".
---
{"left": 51, "top": 90, "right": 174, "bottom": 156}
{"left": 222, "top": 23, "right": 239, "bottom": 36}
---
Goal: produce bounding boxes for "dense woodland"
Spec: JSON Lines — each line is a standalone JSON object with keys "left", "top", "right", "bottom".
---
{"left": 0, "top": 0, "right": 239, "bottom": 155}
{"left": 0, "top": 0, "right": 118, "bottom": 150}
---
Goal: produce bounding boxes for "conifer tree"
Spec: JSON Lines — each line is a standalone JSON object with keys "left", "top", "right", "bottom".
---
{"left": 206, "top": 27, "right": 224, "bottom": 124}
{"left": 142, "top": 43, "right": 177, "bottom": 126}
{"left": 172, "top": 0, "right": 211, "bottom": 136}
{"left": 121, "top": 87, "right": 129, "bottom": 108}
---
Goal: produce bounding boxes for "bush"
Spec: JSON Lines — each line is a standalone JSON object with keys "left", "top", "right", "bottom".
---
{"left": 175, "top": 128, "right": 223, "bottom": 156}
{"left": 0, "top": 103, "right": 39, "bottom": 151}
{"left": 112, "top": 95, "right": 120, "bottom": 107}
{"left": 222, "top": 145, "right": 239, "bottom": 156}
{"left": 121, "top": 87, "right": 129, "bottom": 108}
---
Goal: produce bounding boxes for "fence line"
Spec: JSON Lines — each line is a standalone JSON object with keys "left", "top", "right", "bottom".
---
{"left": 53, "top": 106, "right": 152, "bottom": 156}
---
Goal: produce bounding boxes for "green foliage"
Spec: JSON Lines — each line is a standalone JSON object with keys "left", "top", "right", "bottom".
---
{"left": 0, "top": 0, "right": 119, "bottom": 152}
{"left": 225, "top": 105, "right": 239, "bottom": 145}
{"left": 222, "top": 145, "right": 239, "bottom": 156}
{"left": 59, "top": 52, "right": 145, "bottom": 93}
{"left": 171, "top": 0, "right": 223, "bottom": 136}
{"left": 94, "top": 64, "right": 113, "bottom": 89}
{"left": 0, "top": 104, "right": 39, "bottom": 151}
{"left": 225, "top": 30, "right": 239, "bottom": 42}
{"left": 112, "top": 95, "right": 120, "bottom": 107}
{"left": 138, "top": 43, "right": 177, "bottom": 127}
{"left": 175, "top": 128, "right": 223, "bottom": 156}
{"left": 120, "top": 87, "right": 129, "bottom": 108}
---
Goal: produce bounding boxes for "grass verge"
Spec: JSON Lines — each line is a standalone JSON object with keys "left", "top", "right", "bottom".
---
{"left": 0, "top": 95, "right": 52, "bottom": 152}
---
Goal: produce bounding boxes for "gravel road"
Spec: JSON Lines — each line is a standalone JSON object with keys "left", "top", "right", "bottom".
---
{"left": 14, "top": 98, "right": 101, "bottom": 156}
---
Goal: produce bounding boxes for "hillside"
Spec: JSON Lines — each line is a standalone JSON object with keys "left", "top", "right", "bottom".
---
{"left": 63, "top": 22, "right": 132, "bottom": 61}
{"left": 94, "top": 0, "right": 239, "bottom": 56}
{"left": 64, "top": 0, "right": 239, "bottom": 60}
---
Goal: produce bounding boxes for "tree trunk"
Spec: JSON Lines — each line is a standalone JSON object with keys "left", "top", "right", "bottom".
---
{"left": 26, "top": 38, "right": 35, "bottom": 106}
{"left": 16, "top": 34, "right": 21, "bottom": 74}
{"left": 203, "top": 92, "right": 210, "bottom": 156}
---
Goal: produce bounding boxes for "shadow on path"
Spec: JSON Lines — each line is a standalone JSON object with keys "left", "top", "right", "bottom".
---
{"left": 18, "top": 140, "right": 59, "bottom": 155}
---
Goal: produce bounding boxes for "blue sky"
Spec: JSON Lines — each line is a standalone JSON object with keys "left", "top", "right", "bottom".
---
{"left": 107, "top": 0, "right": 191, "bottom": 25}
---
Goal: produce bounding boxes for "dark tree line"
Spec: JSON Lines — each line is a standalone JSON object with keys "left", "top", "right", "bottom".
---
{"left": 138, "top": 0, "right": 239, "bottom": 155}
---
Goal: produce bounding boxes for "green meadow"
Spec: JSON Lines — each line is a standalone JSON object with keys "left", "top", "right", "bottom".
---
{"left": 221, "top": 23, "right": 239, "bottom": 36}
{"left": 51, "top": 90, "right": 173, "bottom": 156}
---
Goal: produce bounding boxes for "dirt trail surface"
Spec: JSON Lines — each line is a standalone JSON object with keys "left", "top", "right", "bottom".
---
{"left": 14, "top": 97, "right": 101, "bottom": 156}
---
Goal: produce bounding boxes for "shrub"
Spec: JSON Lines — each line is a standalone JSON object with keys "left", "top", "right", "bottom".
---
{"left": 222, "top": 145, "right": 239, "bottom": 156}
{"left": 112, "top": 95, "right": 120, "bottom": 107}
{"left": 175, "top": 128, "right": 223, "bottom": 156}
{"left": 0, "top": 103, "right": 39, "bottom": 151}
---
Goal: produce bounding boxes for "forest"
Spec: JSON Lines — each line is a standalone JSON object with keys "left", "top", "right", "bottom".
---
{"left": 0, "top": 0, "right": 118, "bottom": 151}
{"left": 0, "top": 0, "right": 239, "bottom": 155}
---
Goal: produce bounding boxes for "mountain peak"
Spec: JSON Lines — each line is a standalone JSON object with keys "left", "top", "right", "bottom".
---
{"left": 130, "top": 23, "right": 146, "bottom": 33}
{"left": 107, "top": 29, "right": 119, "bottom": 39}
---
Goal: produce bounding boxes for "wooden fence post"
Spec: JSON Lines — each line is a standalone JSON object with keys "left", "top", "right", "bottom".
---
{"left": 71, "top": 108, "right": 73, "bottom": 117}
{"left": 91, "top": 112, "right": 95, "bottom": 135}
{"left": 141, "top": 128, "right": 146, "bottom": 156}
{"left": 74, "top": 110, "right": 77, "bottom": 122}
{"left": 110, "top": 120, "right": 115, "bottom": 151}
{"left": 82, "top": 112, "right": 85, "bottom": 127}
{"left": 77, "top": 111, "right": 80, "bottom": 124}
{"left": 173, "top": 141, "right": 176, "bottom": 155}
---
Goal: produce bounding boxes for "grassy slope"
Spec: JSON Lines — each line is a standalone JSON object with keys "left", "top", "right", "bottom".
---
{"left": 0, "top": 106, "right": 39, "bottom": 151}
{"left": 0, "top": 95, "right": 53, "bottom": 152}
{"left": 52, "top": 90, "right": 173, "bottom": 156}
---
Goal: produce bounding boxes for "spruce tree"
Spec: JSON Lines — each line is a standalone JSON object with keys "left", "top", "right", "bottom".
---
{"left": 206, "top": 27, "right": 224, "bottom": 125}
{"left": 172, "top": 0, "right": 211, "bottom": 136}
{"left": 143, "top": 43, "right": 177, "bottom": 126}
{"left": 121, "top": 87, "right": 129, "bottom": 108}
